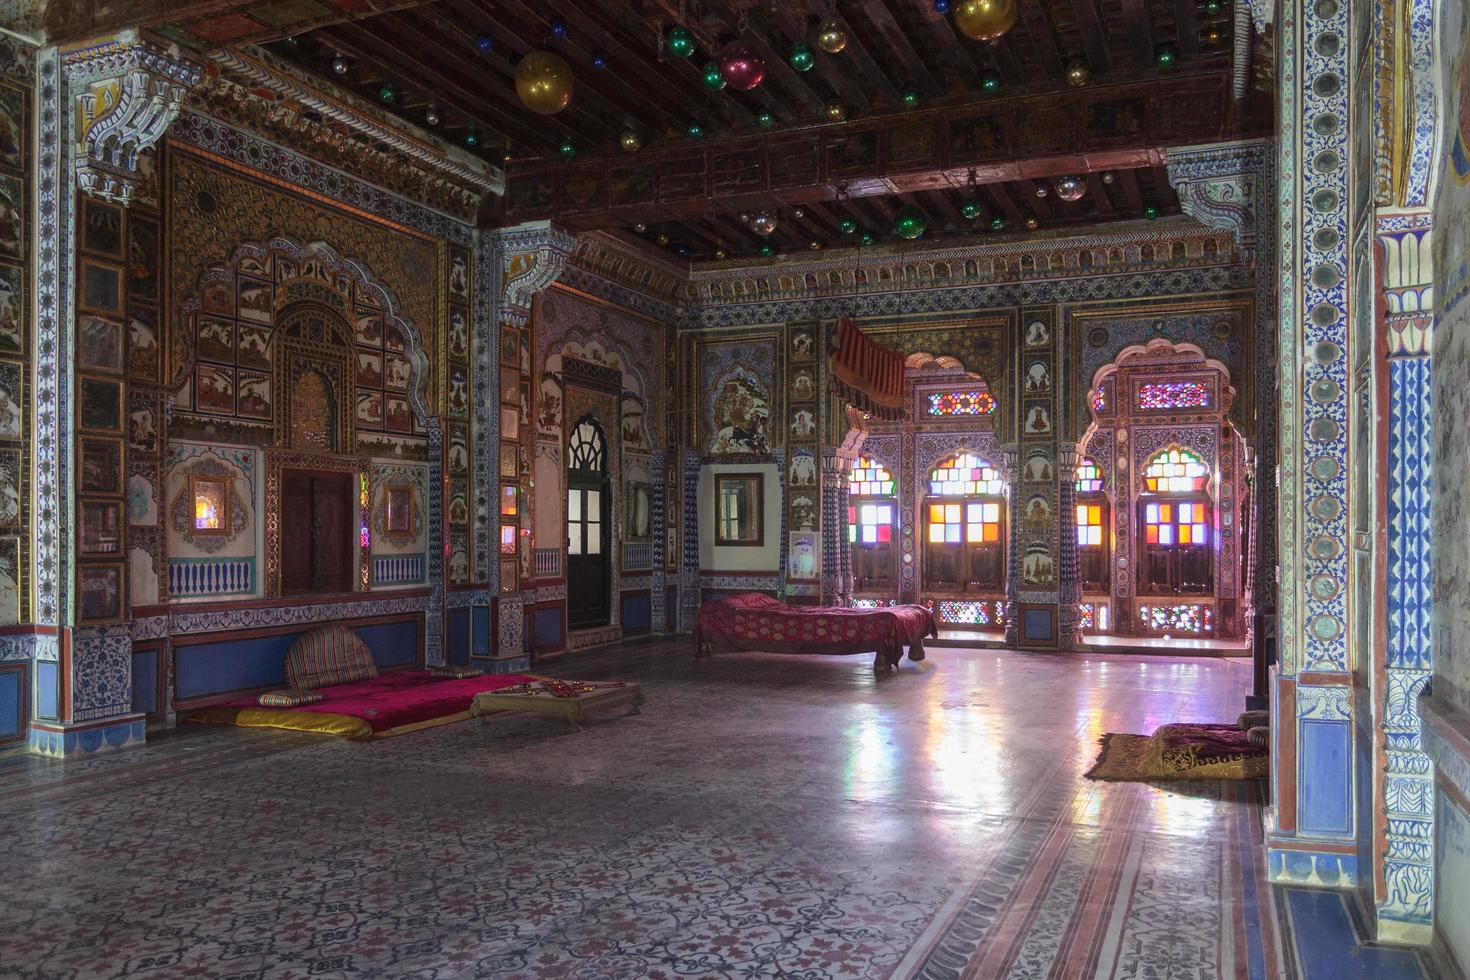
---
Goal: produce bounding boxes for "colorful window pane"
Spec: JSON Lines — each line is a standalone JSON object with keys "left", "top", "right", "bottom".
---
{"left": 928, "top": 501, "right": 999, "bottom": 544}
{"left": 927, "top": 390, "right": 996, "bottom": 417}
{"left": 1075, "top": 458, "right": 1103, "bottom": 493}
{"left": 936, "top": 599, "right": 1003, "bottom": 626}
{"left": 1090, "top": 387, "right": 1107, "bottom": 413}
{"left": 1076, "top": 503, "right": 1104, "bottom": 547}
{"left": 848, "top": 502, "right": 895, "bottom": 545}
{"left": 1142, "top": 499, "right": 1210, "bottom": 548}
{"left": 500, "top": 524, "right": 517, "bottom": 554}
{"left": 1138, "top": 603, "right": 1213, "bottom": 633}
{"left": 847, "top": 457, "right": 895, "bottom": 496}
{"left": 1143, "top": 448, "right": 1209, "bottom": 493}
{"left": 929, "top": 452, "right": 1004, "bottom": 497}
{"left": 1079, "top": 602, "right": 1111, "bottom": 632}
{"left": 1136, "top": 380, "right": 1210, "bottom": 411}
{"left": 852, "top": 598, "right": 898, "bottom": 609}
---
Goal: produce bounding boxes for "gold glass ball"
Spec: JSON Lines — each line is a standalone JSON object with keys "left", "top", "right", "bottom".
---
{"left": 824, "top": 98, "right": 847, "bottom": 122}
{"left": 655, "top": 232, "right": 669, "bottom": 246}
{"left": 815, "top": 18, "right": 848, "bottom": 54}
{"left": 1065, "top": 61, "right": 1089, "bottom": 87}
{"left": 619, "top": 129, "right": 642, "bottom": 152}
{"left": 953, "top": 0, "right": 1018, "bottom": 42}
{"left": 515, "top": 51, "right": 575, "bottom": 115}
{"left": 1025, "top": 217, "right": 1039, "bottom": 230}
{"left": 751, "top": 212, "right": 778, "bottom": 236}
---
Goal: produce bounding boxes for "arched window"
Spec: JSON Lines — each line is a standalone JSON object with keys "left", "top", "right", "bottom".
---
{"left": 924, "top": 452, "right": 1005, "bottom": 594}
{"left": 1139, "top": 447, "right": 1212, "bottom": 596}
{"left": 568, "top": 418, "right": 607, "bottom": 472}
{"left": 1074, "top": 458, "right": 1109, "bottom": 595}
{"left": 847, "top": 457, "right": 896, "bottom": 592}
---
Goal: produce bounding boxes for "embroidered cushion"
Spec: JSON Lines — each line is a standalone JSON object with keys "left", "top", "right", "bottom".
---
{"left": 284, "top": 624, "right": 380, "bottom": 691}
{"left": 428, "top": 665, "right": 484, "bottom": 679}
{"left": 257, "top": 689, "right": 325, "bottom": 708}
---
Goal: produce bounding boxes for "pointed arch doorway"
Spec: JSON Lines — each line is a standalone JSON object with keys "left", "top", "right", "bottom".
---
{"left": 566, "top": 416, "right": 611, "bottom": 628}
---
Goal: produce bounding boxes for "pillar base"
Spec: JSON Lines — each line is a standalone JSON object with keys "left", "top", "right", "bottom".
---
{"left": 27, "top": 714, "right": 146, "bottom": 757}
{"left": 1266, "top": 842, "right": 1358, "bottom": 889}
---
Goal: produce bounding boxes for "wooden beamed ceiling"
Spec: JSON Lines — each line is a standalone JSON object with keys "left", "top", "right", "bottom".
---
{"left": 267, "top": 0, "right": 1265, "bottom": 259}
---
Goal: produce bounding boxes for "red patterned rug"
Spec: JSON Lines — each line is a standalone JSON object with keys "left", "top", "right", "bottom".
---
{"left": 1085, "top": 723, "right": 1268, "bottom": 781}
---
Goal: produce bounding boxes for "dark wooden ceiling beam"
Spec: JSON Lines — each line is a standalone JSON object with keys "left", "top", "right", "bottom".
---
{"left": 1018, "top": 3, "right": 1066, "bottom": 78}
{"left": 768, "top": 11, "right": 871, "bottom": 110}
{"left": 852, "top": 0, "right": 943, "bottom": 97}
{"left": 831, "top": 2, "right": 905, "bottom": 103}
{"left": 733, "top": 21, "right": 829, "bottom": 115}
{"left": 1173, "top": 0, "right": 1201, "bottom": 58}
{"left": 1117, "top": 167, "right": 1146, "bottom": 210}
{"left": 1121, "top": 0, "right": 1157, "bottom": 68}
{"left": 49, "top": 0, "right": 436, "bottom": 47}
{"left": 913, "top": 6, "right": 985, "bottom": 97}
{"left": 1069, "top": 0, "right": 1114, "bottom": 74}
{"left": 983, "top": 184, "right": 1027, "bottom": 225}
{"left": 1083, "top": 173, "right": 1118, "bottom": 216}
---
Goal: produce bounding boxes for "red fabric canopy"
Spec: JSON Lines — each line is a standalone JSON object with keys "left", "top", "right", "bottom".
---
{"left": 830, "top": 317, "right": 905, "bottom": 420}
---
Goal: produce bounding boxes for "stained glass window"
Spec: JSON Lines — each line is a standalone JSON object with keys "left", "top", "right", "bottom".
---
{"left": 1136, "top": 380, "right": 1210, "bottom": 411}
{"left": 929, "top": 452, "right": 1004, "bottom": 496}
{"left": 1075, "top": 458, "right": 1103, "bottom": 493}
{"left": 1076, "top": 503, "right": 1105, "bottom": 547}
{"left": 500, "top": 525, "right": 517, "bottom": 554}
{"left": 1142, "top": 448, "right": 1209, "bottom": 493}
{"left": 937, "top": 599, "right": 1003, "bottom": 626}
{"left": 927, "top": 501, "right": 1001, "bottom": 544}
{"left": 847, "top": 457, "right": 895, "bottom": 496}
{"left": 1139, "top": 603, "right": 1213, "bottom": 633}
{"left": 1090, "top": 387, "right": 1107, "bottom": 413}
{"left": 848, "top": 502, "right": 895, "bottom": 545}
{"left": 1143, "top": 501, "right": 1209, "bottom": 547}
{"left": 927, "top": 390, "right": 996, "bottom": 417}
{"left": 500, "top": 485, "right": 518, "bottom": 517}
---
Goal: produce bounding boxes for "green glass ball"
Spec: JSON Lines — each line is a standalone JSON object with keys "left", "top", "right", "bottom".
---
{"left": 667, "top": 26, "right": 696, "bottom": 59}
{"left": 961, "top": 200, "right": 981, "bottom": 220}
{"left": 757, "top": 109, "right": 775, "bottom": 127}
{"left": 687, "top": 121, "right": 705, "bottom": 138}
{"left": 1156, "top": 45, "right": 1178, "bottom": 68}
{"left": 893, "top": 204, "right": 928, "bottom": 240}
{"left": 790, "top": 43, "right": 815, "bottom": 72}
{"left": 759, "top": 244, "right": 775, "bottom": 257}
{"left": 378, "top": 85, "right": 395, "bottom": 103}
{"left": 860, "top": 231, "right": 875, "bottom": 246}
{"left": 902, "top": 90, "right": 919, "bottom": 109}
{"left": 1144, "top": 205, "right": 1159, "bottom": 220}
{"left": 1204, "top": 0, "right": 1222, "bottom": 13}
{"left": 981, "top": 71, "right": 1001, "bottom": 94}
{"left": 702, "top": 62, "right": 726, "bottom": 91}
{"left": 464, "top": 131, "right": 479, "bottom": 147}
{"left": 558, "top": 139, "right": 575, "bottom": 158}
{"left": 839, "top": 217, "right": 857, "bottom": 234}
{"left": 989, "top": 215, "right": 1006, "bottom": 231}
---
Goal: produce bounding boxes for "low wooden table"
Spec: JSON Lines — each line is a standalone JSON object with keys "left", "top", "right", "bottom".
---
{"left": 470, "top": 678, "right": 644, "bottom": 731}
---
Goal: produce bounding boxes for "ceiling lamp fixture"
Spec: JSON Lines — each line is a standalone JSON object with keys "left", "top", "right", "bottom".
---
{"left": 515, "top": 51, "right": 575, "bottom": 114}
{"left": 952, "top": 0, "right": 1018, "bottom": 42}
{"left": 1054, "top": 175, "right": 1086, "bottom": 201}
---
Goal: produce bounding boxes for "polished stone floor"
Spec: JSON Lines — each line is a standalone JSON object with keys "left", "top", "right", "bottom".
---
{"left": 0, "top": 639, "right": 1453, "bottom": 979}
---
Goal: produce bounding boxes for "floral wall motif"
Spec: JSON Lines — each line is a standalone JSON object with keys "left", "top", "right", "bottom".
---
{"left": 0, "top": 52, "right": 29, "bottom": 630}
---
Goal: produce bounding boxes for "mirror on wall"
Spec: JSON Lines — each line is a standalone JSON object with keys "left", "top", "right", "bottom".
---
{"left": 715, "top": 473, "right": 763, "bottom": 547}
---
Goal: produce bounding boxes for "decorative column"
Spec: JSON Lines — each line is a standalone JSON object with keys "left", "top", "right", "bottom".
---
{"left": 1056, "top": 447, "right": 1082, "bottom": 647}
{"left": 1263, "top": 0, "right": 1372, "bottom": 889}
{"left": 29, "top": 33, "right": 201, "bottom": 755}
{"left": 819, "top": 448, "right": 847, "bottom": 606}
{"left": 485, "top": 221, "right": 573, "bottom": 666}
{"left": 1002, "top": 444, "right": 1021, "bottom": 646}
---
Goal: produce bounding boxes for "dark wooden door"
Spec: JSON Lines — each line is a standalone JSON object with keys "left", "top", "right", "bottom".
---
{"left": 566, "top": 477, "right": 609, "bottom": 628}
{"left": 281, "top": 470, "right": 354, "bottom": 595}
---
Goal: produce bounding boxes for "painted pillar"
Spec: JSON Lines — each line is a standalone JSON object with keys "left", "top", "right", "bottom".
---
{"left": 29, "top": 34, "right": 201, "bottom": 755}
{"left": 484, "top": 221, "right": 573, "bottom": 666}
{"left": 1002, "top": 443, "right": 1020, "bottom": 646}
{"left": 1265, "top": 0, "right": 1374, "bottom": 887}
{"left": 1056, "top": 447, "right": 1082, "bottom": 646}
{"left": 1370, "top": 215, "right": 1435, "bottom": 940}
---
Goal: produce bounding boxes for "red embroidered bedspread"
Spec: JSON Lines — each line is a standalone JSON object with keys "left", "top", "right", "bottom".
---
{"left": 694, "top": 593, "right": 936, "bottom": 667}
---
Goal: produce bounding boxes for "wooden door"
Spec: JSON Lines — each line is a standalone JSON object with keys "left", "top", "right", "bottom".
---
{"left": 280, "top": 469, "right": 354, "bottom": 595}
{"left": 566, "top": 477, "right": 609, "bottom": 628}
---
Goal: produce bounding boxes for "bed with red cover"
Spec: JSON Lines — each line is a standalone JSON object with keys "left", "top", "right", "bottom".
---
{"left": 694, "top": 592, "right": 936, "bottom": 669}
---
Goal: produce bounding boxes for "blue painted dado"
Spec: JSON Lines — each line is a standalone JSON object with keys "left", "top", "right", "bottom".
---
{"left": 1300, "top": 716, "right": 1353, "bottom": 837}
{"left": 446, "top": 608, "right": 470, "bottom": 665}
{"left": 0, "top": 663, "right": 24, "bottom": 744}
{"left": 27, "top": 717, "right": 145, "bottom": 758}
{"left": 622, "top": 593, "right": 650, "bottom": 634}
{"left": 533, "top": 605, "right": 563, "bottom": 650}
{"left": 175, "top": 617, "right": 422, "bottom": 701}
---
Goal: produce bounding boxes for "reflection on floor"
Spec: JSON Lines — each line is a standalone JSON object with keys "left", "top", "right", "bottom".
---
{"left": 933, "top": 628, "right": 1251, "bottom": 657}
{"left": 0, "top": 639, "right": 1454, "bottom": 979}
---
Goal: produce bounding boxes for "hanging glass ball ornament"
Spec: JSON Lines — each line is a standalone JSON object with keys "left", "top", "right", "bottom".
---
{"left": 715, "top": 249, "right": 727, "bottom": 259}
{"left": 476, "top": 34, "right": 494, "bottom": 54}
{"left": 934, "top": 0, "right": 951, "bottom": 12}
{"left": 815, "top": 18, "right": 848, "bottom": 54}
{"left": 902, "top": 89, "right": 919, "bottom": 108}
{"left": 634, "top": 223, "right": 647, "bottom": 233}
{"left": 953, "top": 0, "right": 1018, "bottom": 42}
{"left": 824, "top": 98, "right": 847, "bottom": 121}
{"left": 790, "top": 43, "right": 815, "bottom": 72}
{"left": 980, "top": 70, "right": 1001, "bottom": 94}
{"left": 462, "top": 129, "right": 477, "bottom": 146}
{"left": 1155, "top": 45, "right": 1178, "bottom": 68}
{"left": 719, "top": 42, "right": 766, "bottom": 90}
{"left": 759, "top": 244, "right": 775, "bottom": 257}
{"left": 702, "top": 61, "right": 727, "bottom": 91}
{"left": 1065, "top": 61, "right": 1089, "bottom": 87}
{"left": 739, "top": 212, "right": 751, "bottom": 223}
{"left": 332, "top": 54, "right": 350, "bottom": 75}
{"left": 893, "top": 205, "right": 928, "bottom": 240}
{"left": 687, "top": 121, "right": 705, "bottom": 138}
{"left": 424, "top": 106, "right": 441, "bottom": 126}
{"left": 1025, "top": 216, "right": 1039, "bottom": 229}
{"left": 860, "top": 230, "right": 876, "bottom": 246}
{"left": 515, "top": 51, "right": 575, "bottom": 114}
{"left": 1035, "top": 183, "right": 1049, "bottom": 197}
{"left": 1144, "top": 205, "right": 1159, "bottom": 220}
{"left": 656, "top": 232, "right": 670, "bottom": 245}
{"left": 378, "top": 84, "right": 395, "bottom": 103}
{"left": 550, "top": 18, "right": 567, "bottom": 39}
{"left": 793, "top": 207, "right": 805, "bottom": 218}
{"left": 1204, "top": 0, "right": 1223, "bottom": 14}
{"left": 751, "top": 212, "right": 778, "bottom": 236}
{"left": 989, "top": 215, "right": 1006, "bottom": 230}
{"left": 839, "top": 216, "right": 857, "bottom": 234}
{"left": 558, "top": 138, "right": 576, "bottom": 159}
{"left": 1054, "top": 175, "right": 1086, "bottom": 201}
{"left": 808, "top": 241, "right": 822, "bottom": 251}
{"left": 619, "top": 129, "right": 642, "bottom": 152}
{"left": 667, "top": 26, "right": 696, "bottom": 58}
{"left": 591, "top": 52, "right": 608, "bottom": 69}
{"left": 756, "top": 109, "right": 775, "bottom": 127}
{"left": 961, "top": 200, "right": 981, "bottom": 220}
{"left": 1101, "top": 171, "right": 1115, "bottom": 184}
{"left": 675, "top": 243, "right": 689, "bottom": 256}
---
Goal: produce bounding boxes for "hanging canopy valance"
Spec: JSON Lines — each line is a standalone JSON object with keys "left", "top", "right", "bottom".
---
{"left": 830, "top": 317, "right": 905, "bottom": 421}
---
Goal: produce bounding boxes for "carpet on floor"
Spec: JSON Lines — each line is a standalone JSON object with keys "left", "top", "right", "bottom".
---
{"left": 185, "top": 670, "right": 536, "bottom": 740}
{"left": 1085, "top": 723, "right": 1268, "bottom": 781}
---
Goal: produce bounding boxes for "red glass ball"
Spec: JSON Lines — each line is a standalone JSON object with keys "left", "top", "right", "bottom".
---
{"left": 719, "top": 42, "right": 766, "bottom": 91}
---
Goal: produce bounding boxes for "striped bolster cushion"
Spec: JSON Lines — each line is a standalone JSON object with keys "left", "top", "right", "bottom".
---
{"left": 284, "top": 624, "right": 380, "bottom": 691}
{"left": 257, "top": 689, "right": 325, "bottom": 708}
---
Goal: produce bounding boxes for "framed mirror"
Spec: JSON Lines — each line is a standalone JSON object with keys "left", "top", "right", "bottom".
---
{"left": 715, "top": 473, "right": 763, "bottom": 547}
